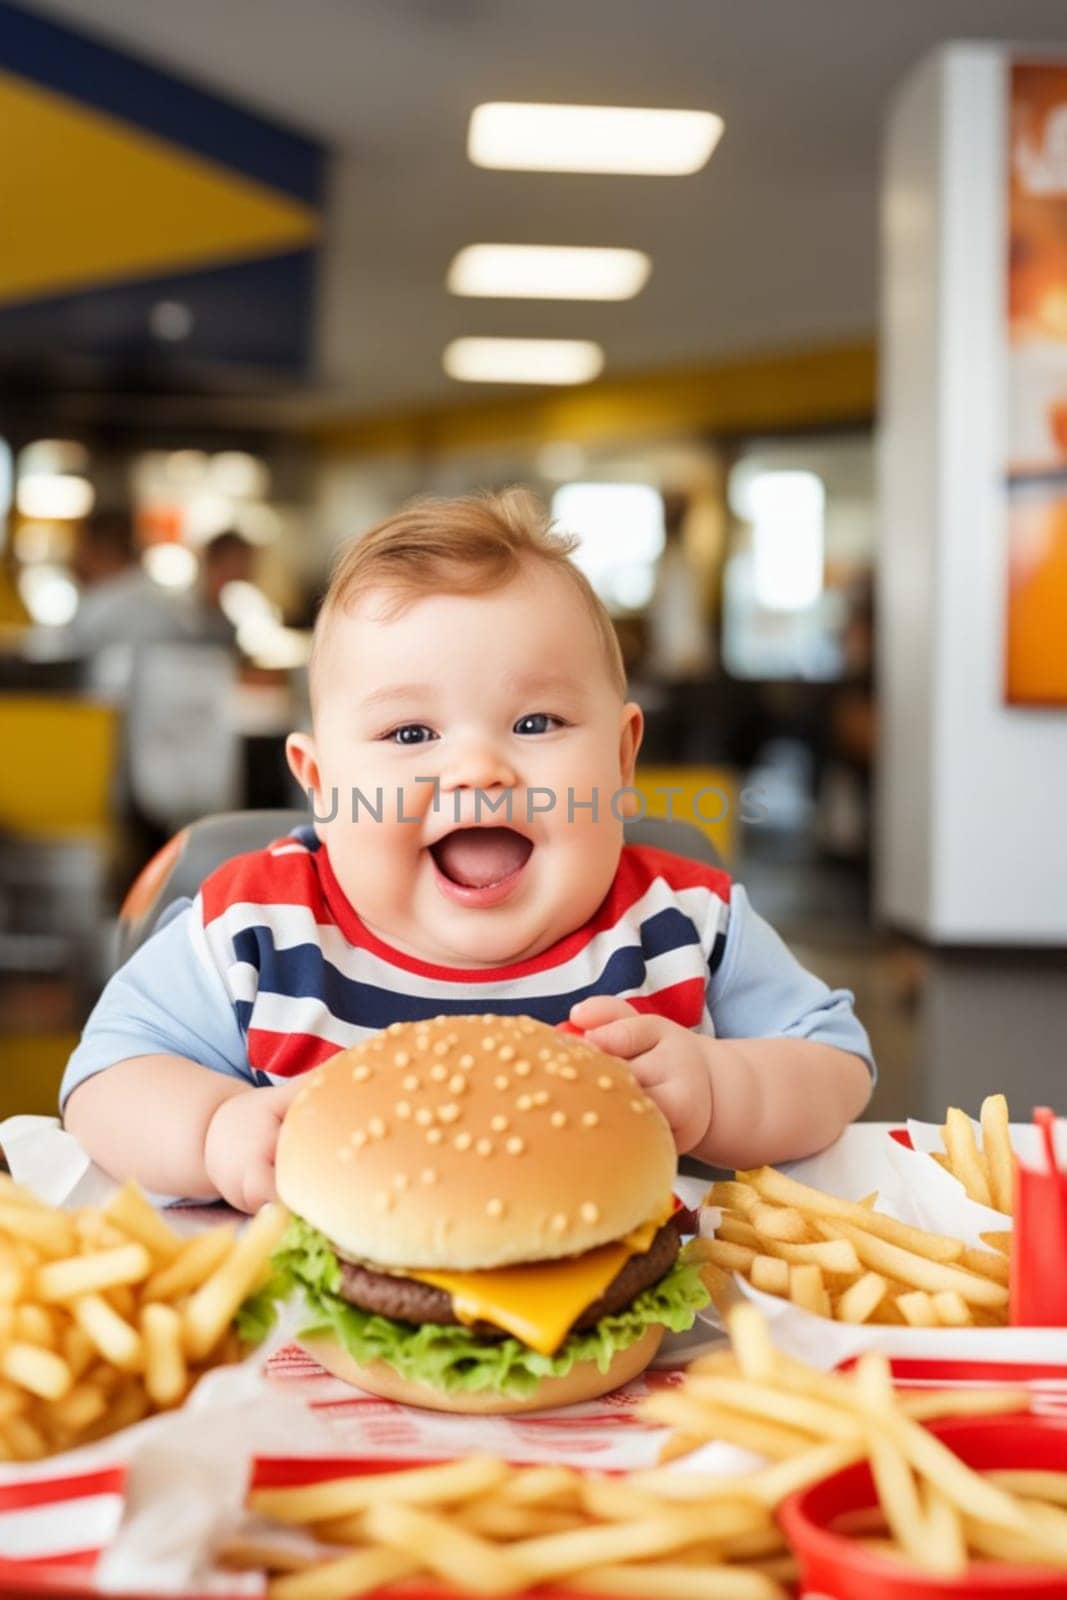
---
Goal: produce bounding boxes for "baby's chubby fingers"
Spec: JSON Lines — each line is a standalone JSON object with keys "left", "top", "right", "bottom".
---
{"left": 568, "top": 995, "right": 639, "bottom": 1031}
{"left": 577, "top": 1011, "right": 671, "bottom": 1062}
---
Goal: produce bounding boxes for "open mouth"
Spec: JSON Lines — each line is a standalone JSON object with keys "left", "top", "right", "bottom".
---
{"left": 429, "top": 827, "right": 534, "bottom": 891}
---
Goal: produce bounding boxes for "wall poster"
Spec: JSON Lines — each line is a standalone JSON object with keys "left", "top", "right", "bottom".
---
{"left": 1005, "top": 61, "right": 1067, "bottom": 705}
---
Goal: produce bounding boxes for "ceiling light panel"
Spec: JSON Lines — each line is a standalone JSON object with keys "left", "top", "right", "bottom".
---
{"left": 447, "top": 244, "right": 650, "bottom": 300}
{"left": 443, "top": 337, "right": 604, "bottom": 385}
{"left": 468, "top": 102, "right": 723, "bottom": 175}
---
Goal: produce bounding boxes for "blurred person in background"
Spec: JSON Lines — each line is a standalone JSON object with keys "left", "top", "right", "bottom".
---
{"left": 644, "top": 491, "right": 717, "bottom": 761}
{"left": 188, "top": 529, "right": 257, "bottom": 649}
{"left": 65, "top": 509, "right": 187, "bottom": 663}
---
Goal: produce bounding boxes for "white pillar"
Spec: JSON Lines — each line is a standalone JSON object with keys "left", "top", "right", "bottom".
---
{"left": 877, "top": 45, "right": 1067, "bottom": 944}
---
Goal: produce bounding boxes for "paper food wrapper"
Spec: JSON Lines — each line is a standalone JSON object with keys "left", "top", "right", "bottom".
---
{"left": 704, "top": 1120, "right": 1067, "bottom": 1366}
{"left": 884, "top": 1115, "right": 1067, "bottom": 1246}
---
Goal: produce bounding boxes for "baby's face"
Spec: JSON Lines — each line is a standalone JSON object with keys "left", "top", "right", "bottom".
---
{"left": 288, "top": 561, "right": 642, "bottom": 968}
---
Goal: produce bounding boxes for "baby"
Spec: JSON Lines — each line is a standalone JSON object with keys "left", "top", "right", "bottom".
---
{"left": 62, "top": 489, "right": 873, "bottom": 1211}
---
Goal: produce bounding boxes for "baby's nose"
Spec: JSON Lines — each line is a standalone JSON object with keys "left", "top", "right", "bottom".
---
{"left": 438, "top": 738, "right": 519, "bottom": 796}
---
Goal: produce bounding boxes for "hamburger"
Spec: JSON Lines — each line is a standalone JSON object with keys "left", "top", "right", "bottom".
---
{"left": 256, "top": 1013, "right": 708, "bottom": 1413}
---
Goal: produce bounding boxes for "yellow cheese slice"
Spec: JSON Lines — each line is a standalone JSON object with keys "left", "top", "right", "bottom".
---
{"left": 410, "top": 1200, "right": 674, "bottom": 1356}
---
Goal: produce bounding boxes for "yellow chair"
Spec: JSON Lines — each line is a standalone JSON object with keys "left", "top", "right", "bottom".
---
{"left": 0, "top": 696, "right": 122, "bottom": 1122}
{"left": 0, "top": 1032, "right": 79, "bottom": 1120}
{"left": 634, "top": 764, "right": 738, "bottom": 866}
{"left": 0, "top": 694, "right": 120, "bottom": 844}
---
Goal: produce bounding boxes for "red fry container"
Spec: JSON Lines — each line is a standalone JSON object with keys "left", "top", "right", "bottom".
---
{"left": 1011, "top": 1109, "right": 1067, "bottom": 1327}
{"left": 778, "top": 1415, "right": 1067, "bottom": 1600}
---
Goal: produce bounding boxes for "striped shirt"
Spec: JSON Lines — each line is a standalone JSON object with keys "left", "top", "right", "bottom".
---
{"left": 61, "top": 825, "right": 873, "bottom": 1106}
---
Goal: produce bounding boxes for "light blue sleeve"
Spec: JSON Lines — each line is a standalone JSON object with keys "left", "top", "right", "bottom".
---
{"left": 59, "top": 899, "right": 253, "bottom": 1113}
{"left": 707, "top": 884, "right": 875, "bottom": 1079}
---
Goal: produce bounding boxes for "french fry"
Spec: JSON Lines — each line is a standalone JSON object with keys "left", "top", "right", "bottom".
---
{"left": 979, "top": 1093, "right": 1015, "bottom": 1215}
{"left": 507, "top": 1506, "right": 732, "bottom": 1584}
{"left": 641, "top": 1391, "right": 818, "bottom": 1461}
{"left": 716, "top": 1217, "right": 762, "bottom": 1250}
{"left": 1, "top": 1411, "right": 49, "bottom": 1459}
{"left": 930, "top": 1291, "right": 972, "bottom": 1328}
{"left": 726, "top": 1303, "right": 777, "bottom": 1383}
{"left": 749, "top": 1255, "right": 789, "bottom": 1297}
{"left": 682, "top": 1374, "right": 863, "bottom": 1443}
{"left": 183, "top": 1202, "right": 289, "bottom": 1361}
{"left": 960, "top": 1245, "right": 1011, "bottom": 1286}
{"left": 758, "top": 1238, "right": 860, "bottom": 1274}
{"left": 268, "top": 1547, "right": 420, "bottom": 1600}
{"left": 498, "top": 1466, "right": 581, "bottom": 1507}
{"left": 963, "top": 1516, "right": 1067, "bottom": 1568}
{"left": 14, "top": 1303, "right": 57, "bottom": 1346}
{"left": 0, "top": 1242, "right": 26, "bottom": 1301}
{"left": 250, "top": 1456, "right": 511, "bottom": 1523}
{"left": 700, "top": 1239, "right": 757, "bottom": 1275}
{"left": 835, "top": 1272, "right": 888, "bottom": 1325}
{"left": 987, "top": 1471, "right": 1067, "bottom": 1506}
{"left": 788, "top": 1264, "right": 829, "bottom": 1318}
{"left": 35, "top": 1243, "right": 152, "bottom": 1303}
{"left": 737, "top": 1168, "right": 965, "bottom": 1262}
{"left": 50, "top": 1381, "right": 109, "bottom": 1432}
{"left": 72, "top": 1294, "right": 143, "bottom": 1372}
{"left": 904, "top": 1387, "right": 1029, "bottom": 1421}
{"left": 141, "top": 1303, "right": 187, "bottom": 1406}
{"left": 0, "top": 1342, "right": 73, "bottom": 1401}
{"left": 812, "top": 1218, "right": 1009, "bottom": 1309}
{"left": 363, "top": 1500, "right": 527, "bottom": 1595}
{"left": 570, "top": 1562, "right": 787, "bottom": 1599}
{"left": 0, "top": 1204, "right": 75, "bottom": 1257}
{"left": 749, "top": 1204, "right": 810, "bottom": 1244}
{"left": 706, "top": 1182, "right": 761, "bottom": 1216}
{"left": 942, "top": 1107, "right": 992, "bottom": 1207}
{"left": 896, "top": 1291, "right": 938, "bottom": 1328}
{"left": 143, "top": 1226, "right": 236, "bottom": 1302}
{"left": 865, "top": 1426, "right": 929, "bottom": 1566}
{"left": 102, "top": 1182, "right": 183, "bottom": 1261}
{"left": 920, "top": 1479, "right": 968, "bottom": 1575}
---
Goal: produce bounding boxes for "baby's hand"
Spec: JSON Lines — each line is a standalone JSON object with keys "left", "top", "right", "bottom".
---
{"left": 203, "top": 1081, "right": 302, "bottom": 1213}
{"left": 568, "top": 996, "right": 712, "bottom": 1155}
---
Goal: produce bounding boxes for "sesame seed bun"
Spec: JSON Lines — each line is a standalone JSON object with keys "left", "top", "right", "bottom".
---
{"left": 298, "top": 1325, "right": 665, "bottom": 1414}
{"left": 275, "top": 1013, "right": 676, "bottom": 1271}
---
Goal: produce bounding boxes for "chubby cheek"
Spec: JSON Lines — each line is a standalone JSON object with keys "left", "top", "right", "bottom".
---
{"left": 322, "top": 816, "right": 423, "bottom": 910}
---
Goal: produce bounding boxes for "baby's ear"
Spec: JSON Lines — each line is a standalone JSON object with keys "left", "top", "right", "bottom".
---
{"left": 618, "top": 700, "right": 644, "bottom": 785}
{"left": 286, "top": 731, "right": 323, "bottom": 809}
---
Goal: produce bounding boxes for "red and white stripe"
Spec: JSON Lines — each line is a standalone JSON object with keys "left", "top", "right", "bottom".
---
{"left": 0, "top": 1466, "right": 125, "bottom": 1573}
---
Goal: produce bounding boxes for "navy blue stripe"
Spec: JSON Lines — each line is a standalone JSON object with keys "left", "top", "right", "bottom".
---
{"left": 232, "top": 927, "right": 665, "bottom": 1033}
{"left": 0, "top": 1, "right": 324, "bottom": 203}
{"left": 639, "top": 906, "right": 702, "bottom": 961}
{"left": 708, "top": 929, "right": 727, "bottom": 974}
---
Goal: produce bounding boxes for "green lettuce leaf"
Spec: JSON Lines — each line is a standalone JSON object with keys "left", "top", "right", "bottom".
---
{"left": 242, "top": 1214, "right": 709, "bottom": 1399}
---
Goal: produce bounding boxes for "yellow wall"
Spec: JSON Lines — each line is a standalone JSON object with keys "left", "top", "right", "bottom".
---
{"left": 313, "top": 341, "right": 876, "bottom": 458}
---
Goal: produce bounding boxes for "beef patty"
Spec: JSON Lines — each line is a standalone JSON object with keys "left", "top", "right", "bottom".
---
{"left": 335, "top": 1216, "right": 682, "bottom": 1338}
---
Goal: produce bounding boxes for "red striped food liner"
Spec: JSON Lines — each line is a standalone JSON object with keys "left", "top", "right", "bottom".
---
{"left": 0, "top": 1466, "right": 125, "bottom": 1576}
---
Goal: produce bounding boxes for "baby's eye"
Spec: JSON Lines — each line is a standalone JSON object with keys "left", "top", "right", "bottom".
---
{"left": 514, "top": 713, "right": 565, "bottom": 736}
{"left": 386, "top": 724, "right": 436, "bottom": 746}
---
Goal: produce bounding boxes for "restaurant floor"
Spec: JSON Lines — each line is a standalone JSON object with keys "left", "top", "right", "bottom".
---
{"left": 1, "top": 858, "right": 1064, "bottom": 1127}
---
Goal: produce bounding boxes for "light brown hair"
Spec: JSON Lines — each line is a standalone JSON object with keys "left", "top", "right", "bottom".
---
{"left": 309, "top": 487, "right": 627, "bottom": 711}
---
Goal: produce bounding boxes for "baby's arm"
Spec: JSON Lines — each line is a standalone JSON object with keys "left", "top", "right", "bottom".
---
{"left": 64, "top": 1055, "right": 297, "bottom": 1211}
{"left": 572, "top": 882, "right": 874, "bottom": 1169}
{"left": 60, "top": 903, "right": 293, "bottom": 1210}
{"left": 688, "top": 1036, "right": 871, "bottom": 1168}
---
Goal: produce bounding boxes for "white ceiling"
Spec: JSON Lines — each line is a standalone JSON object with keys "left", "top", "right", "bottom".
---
{"left": 26, "top": 0, "right": 1067, "bottom": 418}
